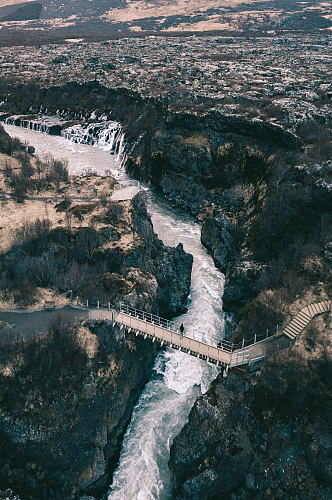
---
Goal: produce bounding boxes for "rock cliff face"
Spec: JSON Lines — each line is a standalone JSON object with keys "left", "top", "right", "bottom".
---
{"left": 169, "top": 309, "right": 332, "bottom": 499}
{"left": 0, "top": 321, "right": 157, "bottom": 499}
{"left": 222, "top": 259, "right": 266, "bottom": 314}
{"left": 201, "top": 216, "right": 235, "bottom": 273}
{"left": 127, "top": 193, "right": 193, "bottom": 316}
{"left": 1, "top": 80, "right": 331, "bottom": 500}
{"left": 0, "top": 81, "right": 301, "bottom": 216}
{"left": 168, "top": 133, "right": 331, "bottom": 499}
{"left": 169, "top": 372, "right": 252, "bottom": 499}
{"left": 0, "top": 187, "right": 193, "bottom": 499}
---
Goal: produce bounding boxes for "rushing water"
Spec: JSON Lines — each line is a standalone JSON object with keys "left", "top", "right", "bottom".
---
{"left": 4, "top": 123, "right": 121, "bottom": 176}
{"left": 3, "top": 123, "right": 225, "bottom": 500}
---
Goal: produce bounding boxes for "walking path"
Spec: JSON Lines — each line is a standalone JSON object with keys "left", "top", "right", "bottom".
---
{"left": 282, "top": 300, "right": 331, "bottom": 340}
{"left": 1, "top": 299, "right": 330, "bottom": 368}
{"left": 87, "top": 299, "right": 332, "bottom": 368}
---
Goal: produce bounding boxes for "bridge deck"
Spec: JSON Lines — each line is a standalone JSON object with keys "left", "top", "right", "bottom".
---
{"left": 88, "top": 298, "right": 331, "bottom": 368}
{"left": 89, "top": 309, "right": 266, "bottom": 367}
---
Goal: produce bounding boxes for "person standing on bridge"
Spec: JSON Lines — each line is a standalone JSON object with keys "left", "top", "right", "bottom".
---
{"left": 180, "top": 323, "right": 184, "bottom": 339}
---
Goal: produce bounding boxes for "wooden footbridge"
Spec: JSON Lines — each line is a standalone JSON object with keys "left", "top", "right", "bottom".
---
{"left": 84, "top": 299, "right": 332, "bottom": 369}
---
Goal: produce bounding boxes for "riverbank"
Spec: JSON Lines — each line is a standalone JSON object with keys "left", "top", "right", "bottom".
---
{"left": 1, "top": 85, "right": 331, "bottom": 499}
{"left": 0, "top": 317, "right": 159, "bottom": 499}
{"left": 0, "top": 125, "right": 194, "bottom": 499}
{"left": 0, "top": 120, "right": 228, "bottom": 499}
{"left": 169, "top": 306, "right": 332, "bottom": 499}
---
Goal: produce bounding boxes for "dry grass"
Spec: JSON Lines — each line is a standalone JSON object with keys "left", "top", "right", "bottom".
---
{"left": 0, "top": 154, "right": 135, "bottom": 252}
{"left": 183, "top": 133, "right": 210, "bottom": 148}
{"left": 0, "top": 198, "right": 59, "bottom": 252}
{"left": 0, "top": 287, "right": 69, "bottom": 311}
{"left": 103, "top": 0, "right": 258, "bottom": 22}
{"left": 77, "top": 324, "right": 99, "bottom": 359}
{"left": 0, "top": 147, "right": 144, "bottom": 308}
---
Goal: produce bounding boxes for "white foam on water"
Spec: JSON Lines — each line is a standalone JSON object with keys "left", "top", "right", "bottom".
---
{"left": 3, "top": 123, "right": 122, "bottom": 177}
{"left": 109, "top": 193, "right": 224, "bottom": 499}
{"left": 3, "top": 123, "right": 225, "bottom": 500}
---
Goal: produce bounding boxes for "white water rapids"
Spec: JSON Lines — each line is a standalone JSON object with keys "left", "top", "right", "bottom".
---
{"left": 4, "top": 123, "right": 225, "bottom": 500}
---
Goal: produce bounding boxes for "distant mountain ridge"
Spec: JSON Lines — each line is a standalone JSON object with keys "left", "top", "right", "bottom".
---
{"left": 0, "top": 0, "right": 330, "bottom": 45}
{"left": 0, "top": 1, "right": 41, "bottom": 21}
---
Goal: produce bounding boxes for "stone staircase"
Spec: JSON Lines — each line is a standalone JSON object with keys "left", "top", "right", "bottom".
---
{"left": 282, "top": 300, "right": 332, "bottom": 341}
{"left": 75, "top": 298, "right": 331, "bottom": 368}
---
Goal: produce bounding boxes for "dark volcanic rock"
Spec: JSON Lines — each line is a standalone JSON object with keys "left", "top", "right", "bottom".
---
{"left": 222, "top": 260, "right": 266, "bottom": 313}
{"left": 0, "top": 322, "right": 158, "bottom": 500}
{"left": 201, "top": 216, "right": 234, "bottom": 272}
{"left": 125, "top": 193, "right": 193, "bottom": 317}
{"left": 169, "top": 373, "right": 252, "bottom": 499}
{"left": 169, "top": 368, "right": 332, "bottom": 500}
{"left": 169, "top": 309, "right": 332, "bottom": 500}
{"left": 282, "top": 160, "right": 332, "bottom": 212}
{"left": 0, "top": 81, "right": 301, "bottom": 218}
{"left": 0, "top": 489, "right": 20, "bottom": 500}
{"left": 0, "top": 191, "right": 193, "bottom": 499}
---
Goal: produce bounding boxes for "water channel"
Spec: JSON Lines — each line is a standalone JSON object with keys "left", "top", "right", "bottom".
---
{"left": 3, "top": 123, "right": 225, "bottom": 500}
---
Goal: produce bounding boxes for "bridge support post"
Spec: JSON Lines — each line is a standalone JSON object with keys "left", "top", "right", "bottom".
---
{"left": 108, "top": 302, "right": 110, "bottom": 310}
{"left": 97, "top": 301, "right": 100, "bottom": 310}
{"left": 254, "top": 334, "right": 257, "bottom": 344}
{"left": 266, "top": 329, "right": 268, "bottom": 339}
{"left": 242, "top": 338, "right": 245, "bottom": 348}
{"left": 86, "top": 300, "right": 89, "bottom": 308}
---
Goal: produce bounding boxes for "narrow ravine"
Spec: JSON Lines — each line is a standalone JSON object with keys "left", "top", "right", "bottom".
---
{"left": 3, "top": 123, "right": 225, "bottom": 499}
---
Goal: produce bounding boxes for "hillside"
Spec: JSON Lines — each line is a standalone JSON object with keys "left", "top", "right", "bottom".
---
{"left": 0, "top": 124, "right": 193, "bottom": 499}
{"left": 0, "top": 0, "right": 330, "bottom": 45}
{"left": 0, "top": 124, "right": 192, "bottom": 316}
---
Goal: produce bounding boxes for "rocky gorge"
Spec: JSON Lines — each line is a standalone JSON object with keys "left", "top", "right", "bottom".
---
{"left": 0, "top": 320, "right": 158, "bottom": 499}
{"left": 0, "top": 79, "right": 331, "bottom": 499}
{"left": 0, "top": 125, "right": 193, "bottom": 499}
{"left": 169, "top": 308, "right": 332, "bottom": 500}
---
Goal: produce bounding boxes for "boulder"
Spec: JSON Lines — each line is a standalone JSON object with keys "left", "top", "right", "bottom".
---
{"left": 201, "top": 216, "right": 234, "bottom": 272}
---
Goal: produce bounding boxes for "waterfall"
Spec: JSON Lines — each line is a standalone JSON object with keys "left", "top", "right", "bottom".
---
{"left": 61, "top": 120, "right": 125, "bottom": 159}
{"left": 3, "top": 114, "right": 125, "bottom": 159}
{"left": 5, "top": 116, "right": 17, "bottom": 126}
{"left": 116, "top": 133, "right": 125, "bottom": 162}
{"left": 3, "top": 122, "right": 225, "bottom": 499}
{"left": 4, "top": 115, "right": 63, "bottom": 135}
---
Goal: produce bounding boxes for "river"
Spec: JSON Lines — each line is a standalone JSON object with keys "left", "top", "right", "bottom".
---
{"left": 3, "top": 123, "right": 225, "bottom": 500}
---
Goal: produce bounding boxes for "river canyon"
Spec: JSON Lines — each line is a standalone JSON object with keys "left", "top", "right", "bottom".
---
{"left": 3, "top": 122, "right": 226, "bottom": 499}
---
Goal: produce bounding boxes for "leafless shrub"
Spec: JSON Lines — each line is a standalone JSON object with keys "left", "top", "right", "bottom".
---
{"left": 253, "top": 347, "right": 332, "bottom": 423}
{"left": 13, "top": 218, "right": 51, "bottom": 252}
{"left": 106, "top": 202, "right": 125, "bottom": 224}
{"left": 44, "top": 155, "right": 69, "bottom": 186}
{"left": 3, "top": 159, "right": 13, "bottom": 179}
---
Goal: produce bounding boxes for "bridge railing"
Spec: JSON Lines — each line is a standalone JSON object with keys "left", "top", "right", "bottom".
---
{"left": 119, "top": 303, "right": 171, "bottom": 330}
{"left": 72, "top": 300, "right": 280, "bottom": 354}
{"left": 118, "top": 303, "right": 239, "bottom": 354}
{"left": 238, "top": 325, "right": 280, "bottom": 349}
{"left": 230, "top": 350, "right": 266, "bottom": 368}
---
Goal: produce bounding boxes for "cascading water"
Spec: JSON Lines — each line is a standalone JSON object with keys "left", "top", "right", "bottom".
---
{"left": 3, "top": 121, "right": 225, "bottom": 499}
{"left": 4, "top": 115, "right": 71, "bottom": 135}
{"left": 61, "top": 121, "right": 125, "bottom": 156}
{"left": 108, "top": 195, "right": 224, "bottom": 500}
